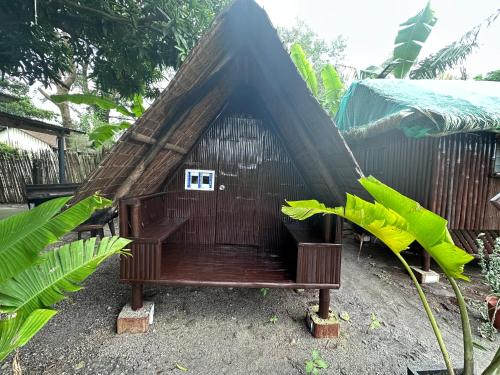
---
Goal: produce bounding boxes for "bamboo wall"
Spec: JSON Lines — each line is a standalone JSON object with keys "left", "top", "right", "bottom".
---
{"left": 0, "top": 150, "right": 102, "bottom": 203}
{"left": 350, "top": 131, "right": 500, "bottom": 231}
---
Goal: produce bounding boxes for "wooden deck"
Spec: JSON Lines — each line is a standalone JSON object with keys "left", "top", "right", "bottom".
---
{"left": 160, "top": 244, "right": 294, "bottom": 287}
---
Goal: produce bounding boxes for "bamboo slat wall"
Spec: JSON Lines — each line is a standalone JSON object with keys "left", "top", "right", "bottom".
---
{"left": 350, "top": 131, "right": 500, "bottom": 231}
{"left": 0, "top": 150, "right": 102, "bottom": 203}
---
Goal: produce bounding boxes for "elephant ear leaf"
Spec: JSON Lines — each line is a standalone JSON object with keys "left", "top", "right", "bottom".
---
{"left": 359, "top": 176, "right": 474, "bottom": 280}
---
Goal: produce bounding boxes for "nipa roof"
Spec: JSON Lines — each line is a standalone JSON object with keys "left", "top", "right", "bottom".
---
{"left": 337, "top": 79, "right": 500, "bottom": 139}
{"left": 74, "top": 0, "right": 364, "bottom": 205}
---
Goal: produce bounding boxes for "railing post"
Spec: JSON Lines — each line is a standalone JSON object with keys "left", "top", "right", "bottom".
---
{"left": 130, "top": 203, "right": 141, "bottom": 237}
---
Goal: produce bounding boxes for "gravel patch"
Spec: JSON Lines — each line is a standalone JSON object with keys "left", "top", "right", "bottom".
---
{"left": 3, "top": 234, "right": 498, "bottom": 374}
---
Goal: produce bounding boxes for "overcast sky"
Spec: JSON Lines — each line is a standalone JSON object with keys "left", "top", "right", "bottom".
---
{"left": 256, "top": 0, "right": 500, "bottom": 77}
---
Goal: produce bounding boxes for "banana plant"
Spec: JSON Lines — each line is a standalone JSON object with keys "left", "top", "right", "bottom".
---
{"left": 392, "top": 1, "right": 437, "bottom": 78}
{"left": 282, "top": 176, "right": 489, "bottom": 375}
{"left": 0, "top": 195, "right": 131, "bottom": 362}
{"left": 290, "top": 44, "right": 344, "bottom": 116}
{"left": 51, "top": 93, "right": 145, "bottom": 147}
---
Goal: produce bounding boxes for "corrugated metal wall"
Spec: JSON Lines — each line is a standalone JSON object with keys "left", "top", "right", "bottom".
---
{"left": 350, "top": 131, "right": 500, "bottom": 231}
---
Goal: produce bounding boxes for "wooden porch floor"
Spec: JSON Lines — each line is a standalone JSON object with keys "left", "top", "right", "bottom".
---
{"left": 160, "top": 244, "right": 296, "bottom": 287}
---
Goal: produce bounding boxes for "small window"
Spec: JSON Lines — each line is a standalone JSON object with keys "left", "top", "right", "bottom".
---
{"left": 495, "top": 137, "right": 500, "bottom": 176}
{"left": 185, "top": 169, "right": 215, "bottom": 191}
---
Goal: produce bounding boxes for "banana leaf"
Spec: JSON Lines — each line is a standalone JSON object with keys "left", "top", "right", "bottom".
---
{"left": 51, "top": 94, "right": 135, "bottom": 118}
{"left": 392, "top": 2, "right": 437, "bottom": 78}
{"left": 0, "top": 236, "right": 131, "bottom": 315}
{"left": 359, "top": 176, "right": 474, "bottom": 280}
{"left": 290, "top": 43, "right": 318, "bottom": 97}
{"left": 283, "top": 194, "right": 415, "bottom": 254}
{"left": 0, "top": 195, "right": 111, "bottom": 284}
{"left": 0, "top": 309, "right": 57, "bottom": 361}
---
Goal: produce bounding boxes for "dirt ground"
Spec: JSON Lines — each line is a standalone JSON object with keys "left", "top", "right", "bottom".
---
{"left": 1, "top": 216, "right": 499, "bottom": 374}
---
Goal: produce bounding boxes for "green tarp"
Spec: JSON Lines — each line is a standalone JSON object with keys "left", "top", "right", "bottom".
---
{"left": 336, "top": 79, "right": 500, "bottom": 138}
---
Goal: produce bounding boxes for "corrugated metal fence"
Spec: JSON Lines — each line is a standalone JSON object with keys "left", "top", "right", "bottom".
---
{"left": 0, "top": 150, "right": 102, "bottom": 203}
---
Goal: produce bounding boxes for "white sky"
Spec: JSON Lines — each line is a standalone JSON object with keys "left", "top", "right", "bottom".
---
{"left": 256, "top": 0, "right": 500, "bottom": 77}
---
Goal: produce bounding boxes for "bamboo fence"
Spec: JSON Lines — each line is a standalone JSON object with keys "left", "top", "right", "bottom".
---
{"left": 0, "top": 150, "right": 102, "bottom": 203}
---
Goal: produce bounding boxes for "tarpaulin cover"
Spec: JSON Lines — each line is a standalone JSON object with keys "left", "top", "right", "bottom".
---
{"left": 336, "top": 79, "right": 500, "bottom": 138}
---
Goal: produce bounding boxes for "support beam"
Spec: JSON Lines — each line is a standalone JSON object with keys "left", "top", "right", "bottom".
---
{"left": 129, "top": 132, "right": 189, "bottom": 155}
{"left": 57, "top": 135, "right": 66, "bottom": 183}
{"left": 318, "top": 289, "right": 330, "bottom": 319}
{"left": 131, "top": 284, "right": 143, "bottom": 310}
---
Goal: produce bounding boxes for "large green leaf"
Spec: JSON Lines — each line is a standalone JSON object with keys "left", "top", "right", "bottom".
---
{"left": 0, "top": 309, "right": 56, "bottom": 361}
{"left": 50, "top": 94, "right": 135, "bottom": 118}
{"left": 89, "top": 121, "right": 131, "bottom": 148}
{"left": 290, "top": 43, "right": 318, "bottom": 97}
{"left": 0, "top": 237, "right": 131, "bottom": 315}
{"left": 392, "top": 2, "right": 437, "bottom": 78}
{"left": 131, "top": 94, "right": 145, "bottom": 117}
{"left": 320, "top": 64, "right": 343, "bottom": 115}
{"left": 0, "top": 195, "right": 111, "bottom": 283}
{"left": 359, "top": 176, "right": 474, "bottom": 280}
{"left": 282, "top": 194, "right": 415, "bottom": 253}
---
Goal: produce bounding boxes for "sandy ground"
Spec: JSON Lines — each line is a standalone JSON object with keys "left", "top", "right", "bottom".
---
{"left": 0, "top": 208, "right": 498, "bottom": 374}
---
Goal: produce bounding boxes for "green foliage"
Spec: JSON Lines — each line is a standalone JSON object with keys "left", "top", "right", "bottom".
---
{"left": 320, "top": 65, "right": 343, "bottom": 116}
{"left": 0, "top": 79, "right": 56, "bottom": 121}
{"left": 477, "top": 235, "right": 500, "bottom": 295}
{"left": 392, "top": 1, "right": 437, "bottom": 78}
{"left": 51, "top": 93, "right": 144, "bottom": 148}
{"left": 474, "top": 70, "right": 500, "bottom": 82}
{"left": 278, "top": 19, "right": 347, "bottom": 69}
{"left": 0, "top": 309, "right": 57, "bottom": 362}
{"left": 305, "top": 350, "right": 328, "bottom": 374}
{"left": 290, "top": 44, "right": 318, "bottom": 97}
{"left": 369, "top": 313, "right": 381, "bottom": 330}
{"left": 0, "top": 195, "right": 130, "bottom": 362}
{"left": 0, "top": 236, "right": 130, "bottom": 315}
{"left": 0, "top": 143, "right": 19, "bottom": 156}
{"left": 289, "top": 44, "right": 345, "bottom": 117}
{"left": 269, "top": 314, "right": 278, "bottom": 324}
{"left": 0, "top": 0, "right": 229, "bottom": 97}
{"left": 359, "top": 176, "right": 474, "bottom": 280}
{"left": 51, "top": 94, "right": 135, "bottom": 118}
{"left": 259, "top": 288, "right": 269, "bottom": 297}
{"left": 0, "top": 195, "right": 110, "bottom": 284}
{"left": 411, "top": 9, "right": 500, "bottom": 79}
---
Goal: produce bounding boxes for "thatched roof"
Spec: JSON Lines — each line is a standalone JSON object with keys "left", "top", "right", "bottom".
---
{"left": 74, "top": 0, "right": 364, "bottom": 205}
{"left": 337, "top": 79, "right": 500, "bottom": 140}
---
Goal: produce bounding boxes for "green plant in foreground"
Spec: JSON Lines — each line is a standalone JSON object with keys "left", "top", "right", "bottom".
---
{"left": 305, "top": 350, "right": 328, "bottom": 375}
{"left": 369, "top": 313, "right": 381, "bottom": 330}
{"left": 282, "top": 176, "right": 500, "bottom": 375}
{"left": 260, "top": 288, "right": 269, "bottom": 297}
{"left": 0, "top": 195, "right": 131, "bottom": 362}
{"left": 269, "top": 314, "right": 278, "bottom": 324}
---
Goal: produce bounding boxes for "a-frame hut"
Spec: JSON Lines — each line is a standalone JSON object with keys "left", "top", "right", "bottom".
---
{"left": 75, "top": 0, "right": 364, "bottom": 324}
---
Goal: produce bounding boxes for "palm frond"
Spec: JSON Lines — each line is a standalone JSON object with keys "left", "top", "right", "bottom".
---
{"left": 0, "top": 309, "right": 57, "bottom": 361}
{"left": 392, "top": 1, "right": 437, "bottom": 78}
{"left": 0, "top": 195, "right": 111, "bottom": 283}
{"left": 0, "top": 236, "right": 131, "bottom": 315}
{"left": 50, "top": 94, "right": 135, "bottom": 118}
{"left": 410, "top": 8, "right": 500, "bottom": 79}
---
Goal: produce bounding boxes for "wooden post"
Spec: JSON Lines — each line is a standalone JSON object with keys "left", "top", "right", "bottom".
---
{"left": 57, "top": 135, "right": 65, "bottom": 183}
{"left": 421, "top": 249, "right": 431, "bottom": 272}
{"left": 323, "top": 215, "right": 332, "bottom": 242}
{"left": 130, "top": 203, "right": 141, "bottom": 237}
{"left": 318, "top": 289, "right": 330, "bottom": 319}
{"left": 131, "top": 284, "right": 143, "bottom": 310}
